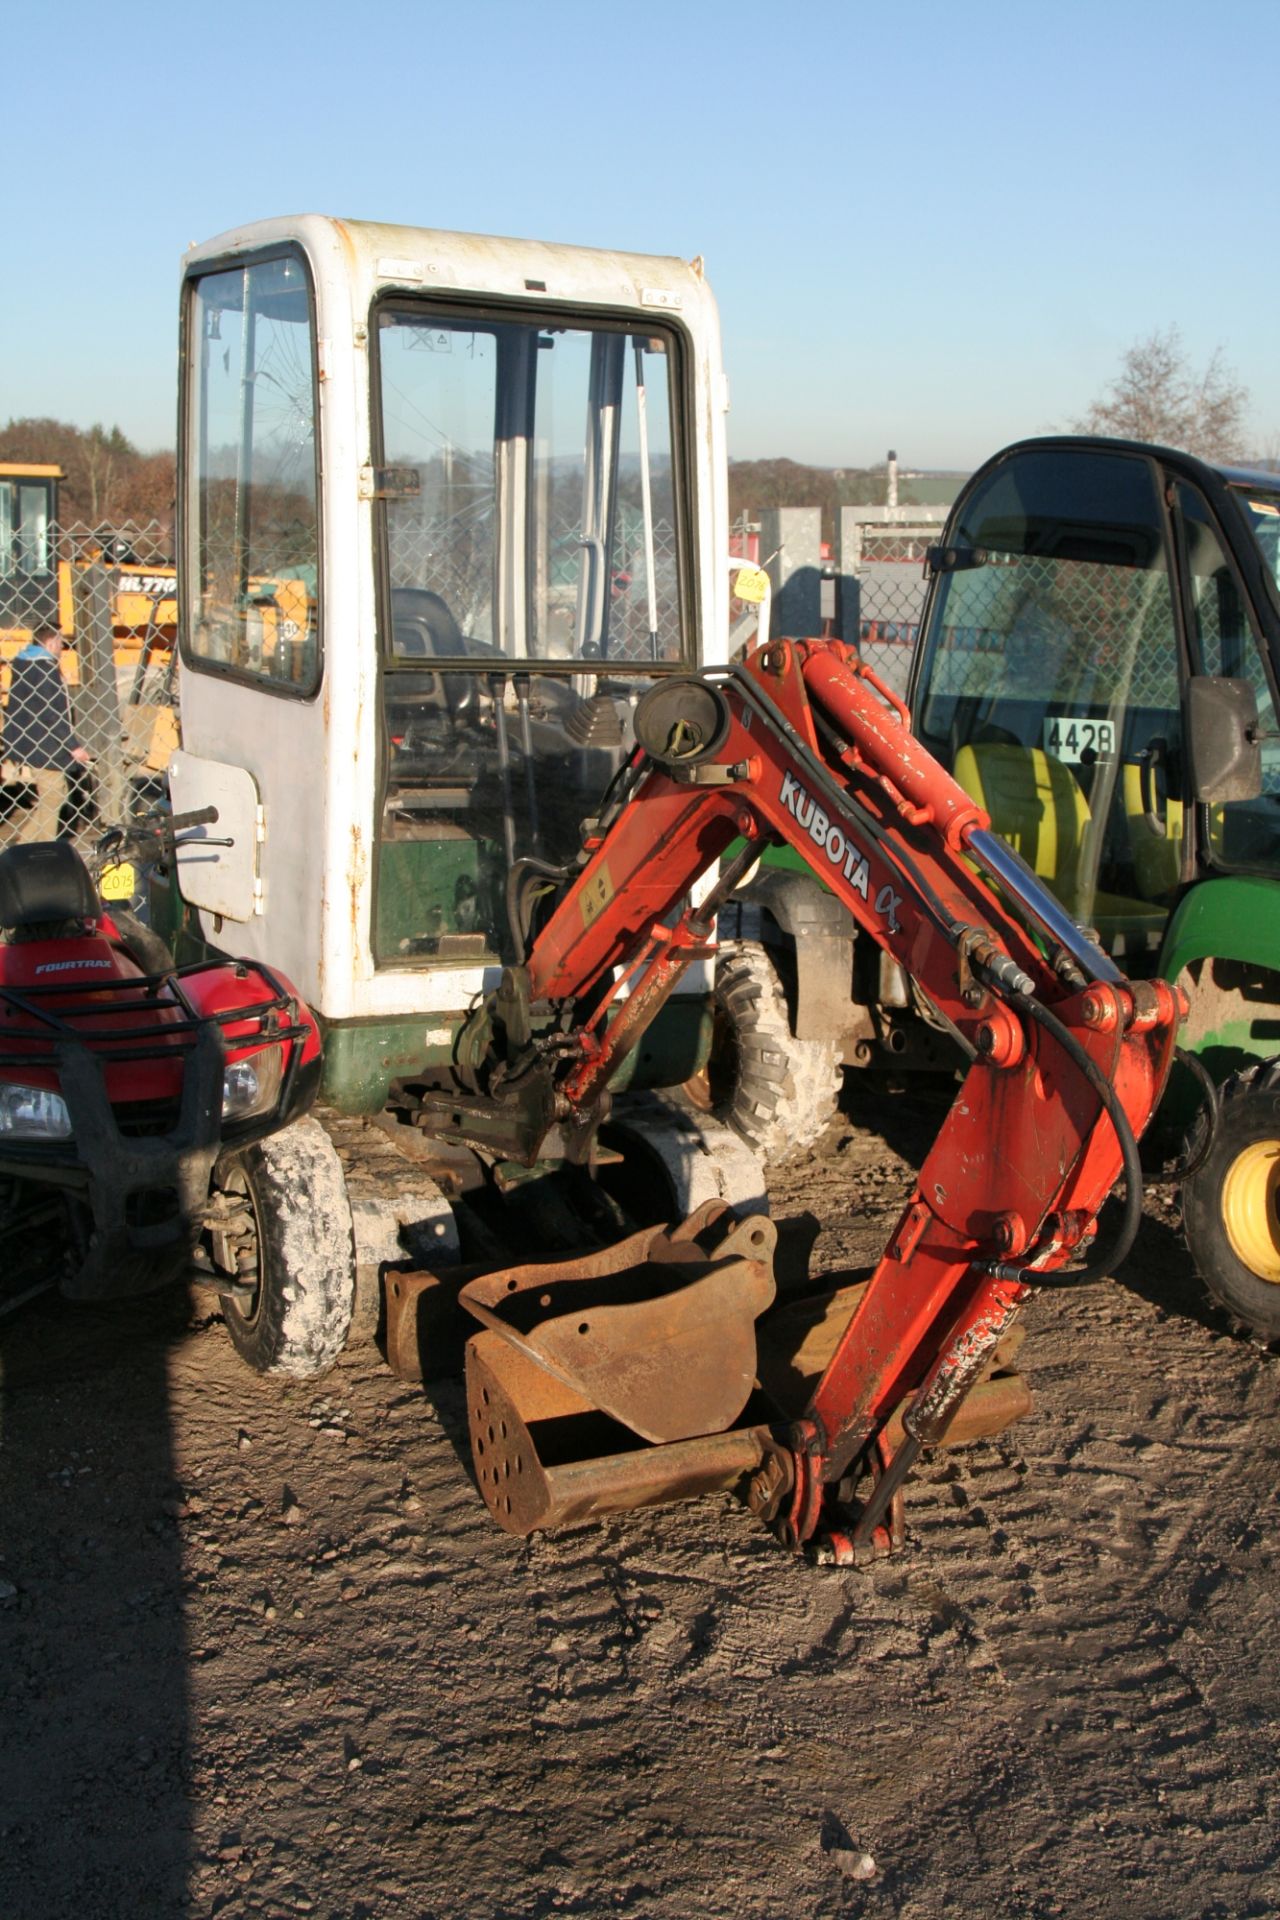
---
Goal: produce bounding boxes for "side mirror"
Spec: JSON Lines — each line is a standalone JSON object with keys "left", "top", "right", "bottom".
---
{"left": 1187, "top": 676, "right": 1261, "bottom": 804}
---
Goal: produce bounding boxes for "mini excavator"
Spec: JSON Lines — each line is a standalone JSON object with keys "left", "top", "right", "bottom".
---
{"left": 391, "top": 636, "right": 1183, "bottom": 1561}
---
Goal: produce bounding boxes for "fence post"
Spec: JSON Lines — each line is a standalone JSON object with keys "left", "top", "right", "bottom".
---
{"left": 757, "top": 507, "right": 822, "bottom": 638}
{"left": 836, "top": 506, "right": 864, "bottom": 648}
{"left": 71, "top": 563, "right": 127, "bottom": 827}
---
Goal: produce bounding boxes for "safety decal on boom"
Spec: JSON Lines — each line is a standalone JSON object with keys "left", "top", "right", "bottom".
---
{"left": 580, "top": 862, "right": 616, "bottom": 930}
{"left": 778, "top": 768, "right": 902, "bottom": 934}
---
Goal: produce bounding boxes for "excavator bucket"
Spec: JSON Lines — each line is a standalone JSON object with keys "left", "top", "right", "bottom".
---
{"left": 382, "top": 1196, "right": 1034, "bottom": 1540}
{"left": 459, "top": 1203, "right": 782, "bottom": 1534}
{"left": 453, "top": 1202, "right": 1034, "bottom": 1537}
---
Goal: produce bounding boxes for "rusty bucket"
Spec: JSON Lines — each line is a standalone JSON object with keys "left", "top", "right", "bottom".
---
{"left": 460, "top": 1204, "right": 781, "bottom": 1533}
{"left": 384, "top": 1202, "right": 1032, "bottom": 1539}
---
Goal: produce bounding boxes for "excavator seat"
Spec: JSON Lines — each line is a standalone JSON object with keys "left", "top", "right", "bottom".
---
{"left": 954, "top": 741, "right": 1168, "bottom": 954}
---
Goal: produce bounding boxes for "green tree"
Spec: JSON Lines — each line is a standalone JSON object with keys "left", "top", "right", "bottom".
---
{"left": 728, "top": 459, "right": 908, "bottom": 543}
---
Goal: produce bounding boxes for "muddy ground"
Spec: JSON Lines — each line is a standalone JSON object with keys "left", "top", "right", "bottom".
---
{"left": 2, "top": 1086, "right": 1278, "bottom": 1920}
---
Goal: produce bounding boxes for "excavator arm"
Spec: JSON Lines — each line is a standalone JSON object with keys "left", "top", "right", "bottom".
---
{"left": 438, "top": 640, "right": 1182, "bottom": 1558}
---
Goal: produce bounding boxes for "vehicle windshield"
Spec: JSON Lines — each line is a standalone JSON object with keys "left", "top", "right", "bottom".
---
{"left": 375, "top": 306, "right": 685, "bottom": 667}
{"left": 914, "top": 447, "right": 1183, "bottom": 965}
{"left": 372, "top": 302, "right": 690, "bottom": 968}
{"left": 1231, "top": 486, "right": 1280, "bottom": 591}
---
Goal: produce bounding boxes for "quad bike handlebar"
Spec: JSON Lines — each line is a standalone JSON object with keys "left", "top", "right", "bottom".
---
{"left": 91, "top": 804, "right": 226, "bottom": 889}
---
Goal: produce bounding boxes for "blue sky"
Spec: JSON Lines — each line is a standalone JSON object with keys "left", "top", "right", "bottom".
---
{"left": 5, "top": 0, "right": 1278, "bottom": 471}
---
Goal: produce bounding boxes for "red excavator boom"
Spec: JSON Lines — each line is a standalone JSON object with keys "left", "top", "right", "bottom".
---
{"left": 398, "top": 639, "right": 1182, "bottom": 1560}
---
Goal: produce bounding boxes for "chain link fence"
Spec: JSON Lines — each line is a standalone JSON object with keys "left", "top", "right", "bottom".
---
{"left": 736, "top": 510, "right": 945, "bottom": 695}
{"left": 0, "top": 497, "right": 951, "bottom": 854}
{"left": 0, "top": 521, "right": 178, "bottom": 848}
{"left": 843, "top": 525, "right": 939, "bottom": 696}
{"left": 923, "top": 552, "right": 1180, "bottom": 712}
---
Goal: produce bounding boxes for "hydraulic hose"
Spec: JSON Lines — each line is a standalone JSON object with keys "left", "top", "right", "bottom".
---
{"left": 1166, "top": 1046, "right": 1220, "bottom": 1181}
{"left": 506, "top": 855, "right": 575, "bottom": 964}
{"left": 995, "top": 985, "right": 1146, "bottom": 1287}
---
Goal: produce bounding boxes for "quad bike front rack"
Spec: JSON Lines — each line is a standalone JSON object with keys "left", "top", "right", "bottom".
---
{"left": 0, "top": 957, "right": 316, "bottom": 1299}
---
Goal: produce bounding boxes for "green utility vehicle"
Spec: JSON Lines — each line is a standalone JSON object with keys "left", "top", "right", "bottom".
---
{"left": 905, "top": 435, "right": 1280, "bottom": 1341}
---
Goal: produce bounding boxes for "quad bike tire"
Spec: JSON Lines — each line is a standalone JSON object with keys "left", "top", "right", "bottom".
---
{"left": 686, "top": 941, "right": 842, "bottom": 1162}
{"left": 212, "top": 1115, "right": 357, "bottom": 1377}
{"left": 1181, "top": 1059, "right": 1280, "bottom": 1345}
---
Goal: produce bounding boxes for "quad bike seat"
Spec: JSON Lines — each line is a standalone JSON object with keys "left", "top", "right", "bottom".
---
{"left": 0, "top": 841, "right": 100, "bottom": 933}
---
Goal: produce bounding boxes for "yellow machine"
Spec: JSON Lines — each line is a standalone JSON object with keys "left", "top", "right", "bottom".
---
{"left": 1, "top": 461, "right": 180, "bottom": 787}
{"left": 0, "top": 460, "right": 177, "bottom": 671}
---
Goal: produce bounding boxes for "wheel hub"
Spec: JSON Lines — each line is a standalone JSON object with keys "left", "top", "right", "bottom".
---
{"left": 1221, "top": 1139, "right": 1280, "bottom": 1285}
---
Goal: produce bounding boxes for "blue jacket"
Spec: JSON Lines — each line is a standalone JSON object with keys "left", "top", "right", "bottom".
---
{"left": 3, "top": 644, "right": 82, "bottom": 772}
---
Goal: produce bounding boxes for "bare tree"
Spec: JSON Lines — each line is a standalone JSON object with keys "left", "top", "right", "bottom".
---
{"left": 1076, "top": 328, "right": 1250, "bottom": 462}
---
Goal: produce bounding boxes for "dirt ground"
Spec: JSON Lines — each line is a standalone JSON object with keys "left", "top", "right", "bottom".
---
{"left": 2, "top": 1084, "right": 1278, "bottom": 1920}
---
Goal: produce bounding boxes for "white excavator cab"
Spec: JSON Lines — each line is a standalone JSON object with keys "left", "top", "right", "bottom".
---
{"left": 167, "top": 216, "right": 735, "bottom": 1111}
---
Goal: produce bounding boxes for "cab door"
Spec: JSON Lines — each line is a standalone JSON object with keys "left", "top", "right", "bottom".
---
{"left": 172, "top": 246, "right": 339, "bottom": 999}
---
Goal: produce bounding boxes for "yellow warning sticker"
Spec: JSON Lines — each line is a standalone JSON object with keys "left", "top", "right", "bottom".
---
{"left": 580, "top": 862, "right": 615, "bottom": 929}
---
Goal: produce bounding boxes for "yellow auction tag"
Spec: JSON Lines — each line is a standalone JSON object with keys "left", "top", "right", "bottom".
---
{"left": 99, "top": 861, "right": 136, "bottom": 902}
{"left": 732, "top": 565, "right": 769, "bottom": 605}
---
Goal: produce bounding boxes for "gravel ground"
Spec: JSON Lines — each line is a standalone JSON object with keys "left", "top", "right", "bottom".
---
{"left": 2, "top": 1085, "right": 1278, "bottom": 1920}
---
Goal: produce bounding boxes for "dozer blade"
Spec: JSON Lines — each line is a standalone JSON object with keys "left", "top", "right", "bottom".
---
{"left": 459, "top": 1204, "right": 783, "bottom": 1534}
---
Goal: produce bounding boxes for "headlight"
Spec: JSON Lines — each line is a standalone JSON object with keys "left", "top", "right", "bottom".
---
{"left": 222, "top": 1044, "right": 285, "bottom": 1121}
{"left": 0, "top": 1084, "right": 73, "bottom": 1140}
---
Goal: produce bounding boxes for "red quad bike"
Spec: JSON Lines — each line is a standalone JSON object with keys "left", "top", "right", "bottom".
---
{"left": 0, "top": 813, "right": 356, "bottom": 1377}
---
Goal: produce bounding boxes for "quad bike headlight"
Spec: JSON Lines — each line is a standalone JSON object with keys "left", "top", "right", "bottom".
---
{"left": 222, "top": 1044, "right": 285, "bottom": 1122}
{"left": 0, "top": 1083, "right": 74, "bottom": 1141}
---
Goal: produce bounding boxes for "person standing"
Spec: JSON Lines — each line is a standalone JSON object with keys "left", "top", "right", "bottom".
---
{"left": 2, "top": 625, "right": 91, "bottom": 845}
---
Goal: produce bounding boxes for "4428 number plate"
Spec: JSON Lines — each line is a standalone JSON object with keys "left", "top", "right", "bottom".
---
{"left": 1042, "top": 717, "right": 1115, "bottom": 764}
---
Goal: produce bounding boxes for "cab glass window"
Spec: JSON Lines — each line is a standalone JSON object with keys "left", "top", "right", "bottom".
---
{"left": 184, "top": 253, "right": 320, "bottom": 694}
{"left": 372, "top": 303, "right": 689, "bottom": 968}
{"left": 0, "top": 476, "right": 59, "bottom": 628}
{"left": 14, "top": 484, "right": 52, "bottom": 573}
{"left": 375, "top": 308, "right": 684, "bottom": 666}
{"left": 915, "top": 449, "right": 1184, "bottom": 963}
{"left": 1182, "top": 482, "right": 1280, "bottom": 876}
{"left": 0, "top": 478, "right": 55, "bottom": 578}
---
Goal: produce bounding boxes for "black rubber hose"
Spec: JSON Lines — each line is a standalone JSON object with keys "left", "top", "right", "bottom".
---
{"left": 1001, "top": 986, "right": 1146, "bottom": 1287}
{"left": 505, "top": 855, "right": 574, "bottom": 963}
{"left": 1165, "top": 1046, "right": 1220, "bottom": 1181}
